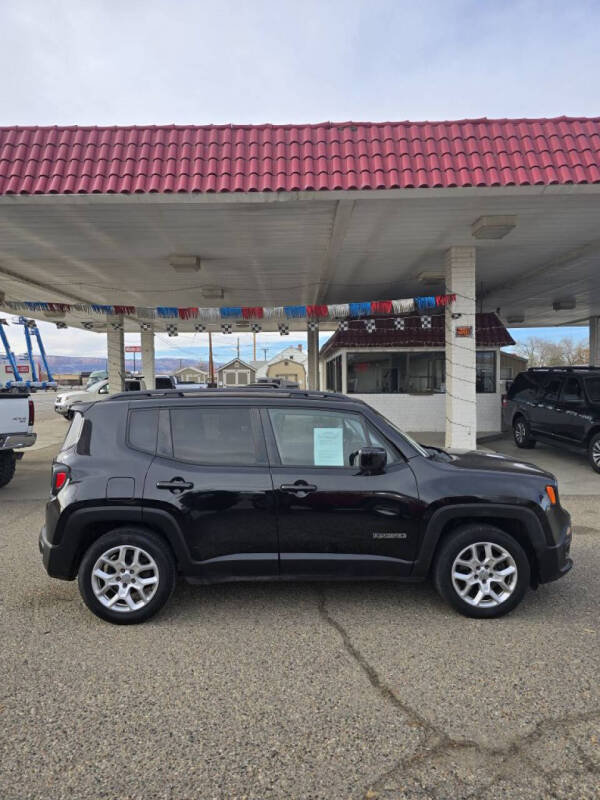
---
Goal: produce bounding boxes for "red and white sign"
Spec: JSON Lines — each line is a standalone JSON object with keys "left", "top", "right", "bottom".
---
{"left": 5, "top": 365, "right": 30, "bottom": 374}
{"left": 125, "top": 345, "right": 142, "bottom": 353}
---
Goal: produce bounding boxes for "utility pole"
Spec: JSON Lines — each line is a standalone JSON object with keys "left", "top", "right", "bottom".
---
{"left": 208, "top": 331, "right": 215, "bottom": 385}
{"left": 236, "top": 337, "right": 240, "bottom": 359}
{"left": 262, "top": 346, "right": 268, "bottom": 361}
{"left": 253, "top": 332, "right": 256, "bottom": 361}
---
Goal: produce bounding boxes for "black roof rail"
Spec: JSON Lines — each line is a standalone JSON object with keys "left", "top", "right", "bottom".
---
{"left": 107, "top": 387, "right": 349, "bottom": 402}
{"left": 527, "top": 365, "right": 599, "bottom": 373}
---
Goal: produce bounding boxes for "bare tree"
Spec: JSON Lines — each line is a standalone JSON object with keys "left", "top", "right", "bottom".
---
{"left": 514, "top": 335, "right": 589, "bottom": 367}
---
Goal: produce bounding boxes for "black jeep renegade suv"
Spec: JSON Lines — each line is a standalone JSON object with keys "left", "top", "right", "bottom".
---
{"left": 40, "top": 388, "right": 573, "bottom": 624}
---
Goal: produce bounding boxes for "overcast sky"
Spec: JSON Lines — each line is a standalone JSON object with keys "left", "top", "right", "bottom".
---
{"left": 1, "top": 0, "right": 597, "bottom": 359}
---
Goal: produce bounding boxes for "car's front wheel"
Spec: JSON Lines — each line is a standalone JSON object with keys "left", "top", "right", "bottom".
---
{"left": 0, "top": 451, "right": 16, "bottom": 488}
{"left": 78, "top": 528, "right": 176, "bottom": 624}
{"left": 588, "top": 432, "right": 600, "bottom": 473}
{"left": 433, "top": 524, "right": 530, "bottom": 618}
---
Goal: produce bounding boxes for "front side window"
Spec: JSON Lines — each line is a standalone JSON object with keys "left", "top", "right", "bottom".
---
{"left": 170, "top": 407, "right": 257, "bottom": 465}
{"left": 585, "top": 377, "right": 600, "bottom": 403}
{"left": 268, "top": 408, "right": 395, "bottom": 467}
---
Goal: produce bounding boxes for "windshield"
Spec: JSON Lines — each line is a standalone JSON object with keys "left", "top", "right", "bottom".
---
{"left": 369, "top": 408, "right": 430, "bottom": 457}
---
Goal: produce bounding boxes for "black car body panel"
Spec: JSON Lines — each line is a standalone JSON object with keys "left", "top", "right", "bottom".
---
{"left": 40, "top": 388, "right": 573, "bottom": 589}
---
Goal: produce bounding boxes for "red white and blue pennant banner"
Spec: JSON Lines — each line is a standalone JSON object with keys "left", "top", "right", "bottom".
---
{"left": 1, "top": 294, "right": 456, "bottom": 322}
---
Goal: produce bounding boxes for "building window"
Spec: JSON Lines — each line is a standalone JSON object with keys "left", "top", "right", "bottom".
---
{"left": 347, "top": 351, "right": 445, "bottom": 394}
{"left": 343, "top": 350, "right": 497, "bottom": 394}
{"left": 476, "top": 351, "right": 496, "bottom": 393}
{"left": 238, "top": 372, "right": 248, "bottom": 385}
{"left": 225, "top": 372, "right": 235, "bottom": 385}
{"left": 325, "top": 356, "right": 342, "bottom": 392}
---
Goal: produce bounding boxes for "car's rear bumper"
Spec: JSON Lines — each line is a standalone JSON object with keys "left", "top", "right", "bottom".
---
{"left": 39, "top": 524, "right": 75, "bottom": 581}
{"left": 537, "top": 515, "right": 573, "bottom": 584}
{"left": 0, "top": 432, "right": 36, "bottom": 450}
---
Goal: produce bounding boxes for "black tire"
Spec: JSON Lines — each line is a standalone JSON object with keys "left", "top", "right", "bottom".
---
{"left": 588, "top": 432, "right": 600, "bottom": 473}
{"left": 0, "top": 451, "right": 16, "bottom": 488}
{"left": 433, "top": 524, "right": 530, "bottom": 619}
{"left": 513, "top": 415, "right": 536, "bottom": 448}
{"left": 78, "top": 528, "right": 176, "bottom": 624}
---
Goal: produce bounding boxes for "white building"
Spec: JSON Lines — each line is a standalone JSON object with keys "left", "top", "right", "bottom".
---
{"left": 320, "top": 312, "right": 514, "bottom": 435}
{"left": 254, "top": 345, "right": 308, "bottom": 387}
{"left": 173, "top": 365, "right": 208, "bottom": 383}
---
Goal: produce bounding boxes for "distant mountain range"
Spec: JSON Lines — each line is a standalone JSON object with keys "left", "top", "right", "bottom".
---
{"left": 41, "top": 355, "right": 211, "bottom": 374}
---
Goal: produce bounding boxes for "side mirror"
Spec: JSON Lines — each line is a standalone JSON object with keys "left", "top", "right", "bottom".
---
{"left": 352, "top": 446, "right": 387, "bottom": 475}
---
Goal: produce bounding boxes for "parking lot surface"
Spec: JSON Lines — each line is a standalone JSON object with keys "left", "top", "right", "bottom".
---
{"left": 1, "top": 404, "right": 599, "bottom": 799}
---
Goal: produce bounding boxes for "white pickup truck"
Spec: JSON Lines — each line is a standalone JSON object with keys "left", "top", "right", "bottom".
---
{"left": 0, "top": 391, "right": 36, "bottom": 487}
{"left": 54, "top": 377, "right": 146, "bottom": 419}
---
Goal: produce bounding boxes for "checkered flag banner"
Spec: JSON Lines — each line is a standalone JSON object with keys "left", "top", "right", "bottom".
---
{"left": 82, "top": 321, "right": 94, "bottom": 330}
{"left": 364, "top": 319, "right": 376, "bottom": 333}
{"left": 110, "top": 322, "right": 123, "bottom": 331}
{"left": 421, "top": 315, "right": 432, "bottom": 329}
{"left": 194, "top": 323, "right": 207, "bottom": 332}
{"left": 278, "top": 323, "right": 289, "bottom": 336}
{"left": 221, "top": 323, "right": 233, "bottom": 334}
{"left": 140, "top": 322, "right": 153, "bottom": 332}
{"left": 166, "top": 324, "right": 178, "bottom": 337}
{"left": 338, "top": 320, "right": 349, "bottom": 331}
{"left": 306, "top": 320, "right": 319, "bottom": 332}
{"left": 393, "top": 317, "right": 405, "bottom": 330}
{"left": 25, "top": 318, "right": 37, "bottom": 329}
{"left": 250, "top": 322, "right": 262, "bottom": 333}
{"left": 55, "top": 321, "right": 67, "bottom": 329}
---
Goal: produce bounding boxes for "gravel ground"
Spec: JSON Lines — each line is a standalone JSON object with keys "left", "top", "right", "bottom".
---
{"left": 0, "top": 422, "right": 599, "bottom": 799}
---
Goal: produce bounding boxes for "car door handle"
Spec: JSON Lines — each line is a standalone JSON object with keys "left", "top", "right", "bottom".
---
{"left": 280, "top": 482, "right": 317, "bottom": 496}
{"left": 156, "top": 477, "right": 194, "bottom": 492}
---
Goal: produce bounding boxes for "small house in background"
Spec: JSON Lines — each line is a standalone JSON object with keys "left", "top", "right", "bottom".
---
{"left": 218, "top": 358, "right": 256, "bottom": 386}
{"left": 500, "top": 351, "right": 528, "bottom": 381}
{"left": 319, "top": 312, "right": 514, "bottom": 434}
{"left": 174, "top": 365, "right": 209, "bottom": 384}
{"left": 254, "top": 345, "right": 308, "bottom": 388}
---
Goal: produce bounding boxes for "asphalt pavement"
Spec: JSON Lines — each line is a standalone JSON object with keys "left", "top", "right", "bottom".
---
{"left": 0, "top": 410, "right": 598, "bottom": 799}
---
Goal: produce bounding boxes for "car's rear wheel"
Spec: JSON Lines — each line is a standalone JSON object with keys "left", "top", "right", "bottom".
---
{"left": 0, "top": 451, "right": 16, "bottom": 488}
{"left": 78, "top": 528, "right": 176, "bottom": 624}
{"left": 587, "top": 432, "right": 600, "bottom": 473}
{"left": 433, "top": 524, "right": 530, "bottom": 618}
{"left": 513, "top": 415, "right": 536, "bottom": 448}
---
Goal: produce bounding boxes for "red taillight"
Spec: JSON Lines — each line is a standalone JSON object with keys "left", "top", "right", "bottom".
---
{"left": 28, "top": 399, "right": 34, "bottom": 426}
{"left": 501, "top": 394, "right": 508, "bottom": 408}
{"left": 52, "top": 465, "right": 70, "bottom": 494}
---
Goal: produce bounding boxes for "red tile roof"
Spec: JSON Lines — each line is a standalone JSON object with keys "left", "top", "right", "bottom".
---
{"left": 0, "top": 117, "right": 599, "bottom": 195}
{"left": 320, "top": 313, "right": 514, "bottom": 357}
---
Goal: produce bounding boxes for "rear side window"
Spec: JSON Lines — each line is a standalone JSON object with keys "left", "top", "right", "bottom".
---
{"left": 170, "top": 407, "right": 258, "bottom": 465}
{"left": 62, "top": 412, "right": 84, "bottom": 450}
{"left": 541, "top": 377, "right": 563, "bottom": 402}
{"left": 128, "top": 408, "right": 159, "bottom": 453}
{"left": 561, "top": 377, "right": 583, "bottom": 403}
{"left": 507, "top": 372, "right": 540, "bottom": 403}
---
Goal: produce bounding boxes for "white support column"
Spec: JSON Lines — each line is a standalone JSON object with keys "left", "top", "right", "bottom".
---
{"left": 444, "top": 246, "right": 477, "bottom": 450}
{"left": 106, "top": 322, "right": 125, "bottom": 394}
{"left": 306, "top": 324, "right": 320, "bottom": 390}
{"left": 341, "top": 350, "right": 348, "bottom": 394}
{"left": 141, "top": 330, "right": 156, "bottom": 390}
{"left": 590, "top": 317, "right": 600, "bottom": 366}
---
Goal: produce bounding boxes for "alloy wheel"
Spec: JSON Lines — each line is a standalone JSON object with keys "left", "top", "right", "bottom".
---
{"left": 592, "top": 440, "right": 600, "bottom": 468}
{"left": 514, "top": 420, "right": 526, "bottom": 444}
{"left": 91, "top": 545, "right": 159, "bottom": 613}
{"left": 451, "top": 542, "right": 518, "bottom": 608}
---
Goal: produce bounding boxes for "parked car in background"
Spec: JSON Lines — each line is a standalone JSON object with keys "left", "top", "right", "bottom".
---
{"left": 40, "top": 387, "right": 572, "bottom": 624}
{"left": 503, "top": 366, "right": 600, "bottom": 472}
{"left": 54, "top": 377, "right": 146, "bottom": 419}
{"left": 155, "top": 374, "right": 207, "bottom": 390}
{"left": 0, "top": 389, "right": 35, "bottom": 486}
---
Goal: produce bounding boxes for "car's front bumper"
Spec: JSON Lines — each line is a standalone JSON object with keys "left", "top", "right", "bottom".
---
{"left": 537, "top": 514, "right": 573, "bottom": 584}
{"left": 0, "top": 432, "right": 36, "bottom": 450}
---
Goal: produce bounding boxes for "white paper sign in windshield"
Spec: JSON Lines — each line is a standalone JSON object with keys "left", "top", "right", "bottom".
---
{"left": 314, "top": 427, "right": 344, "bottom": 466}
